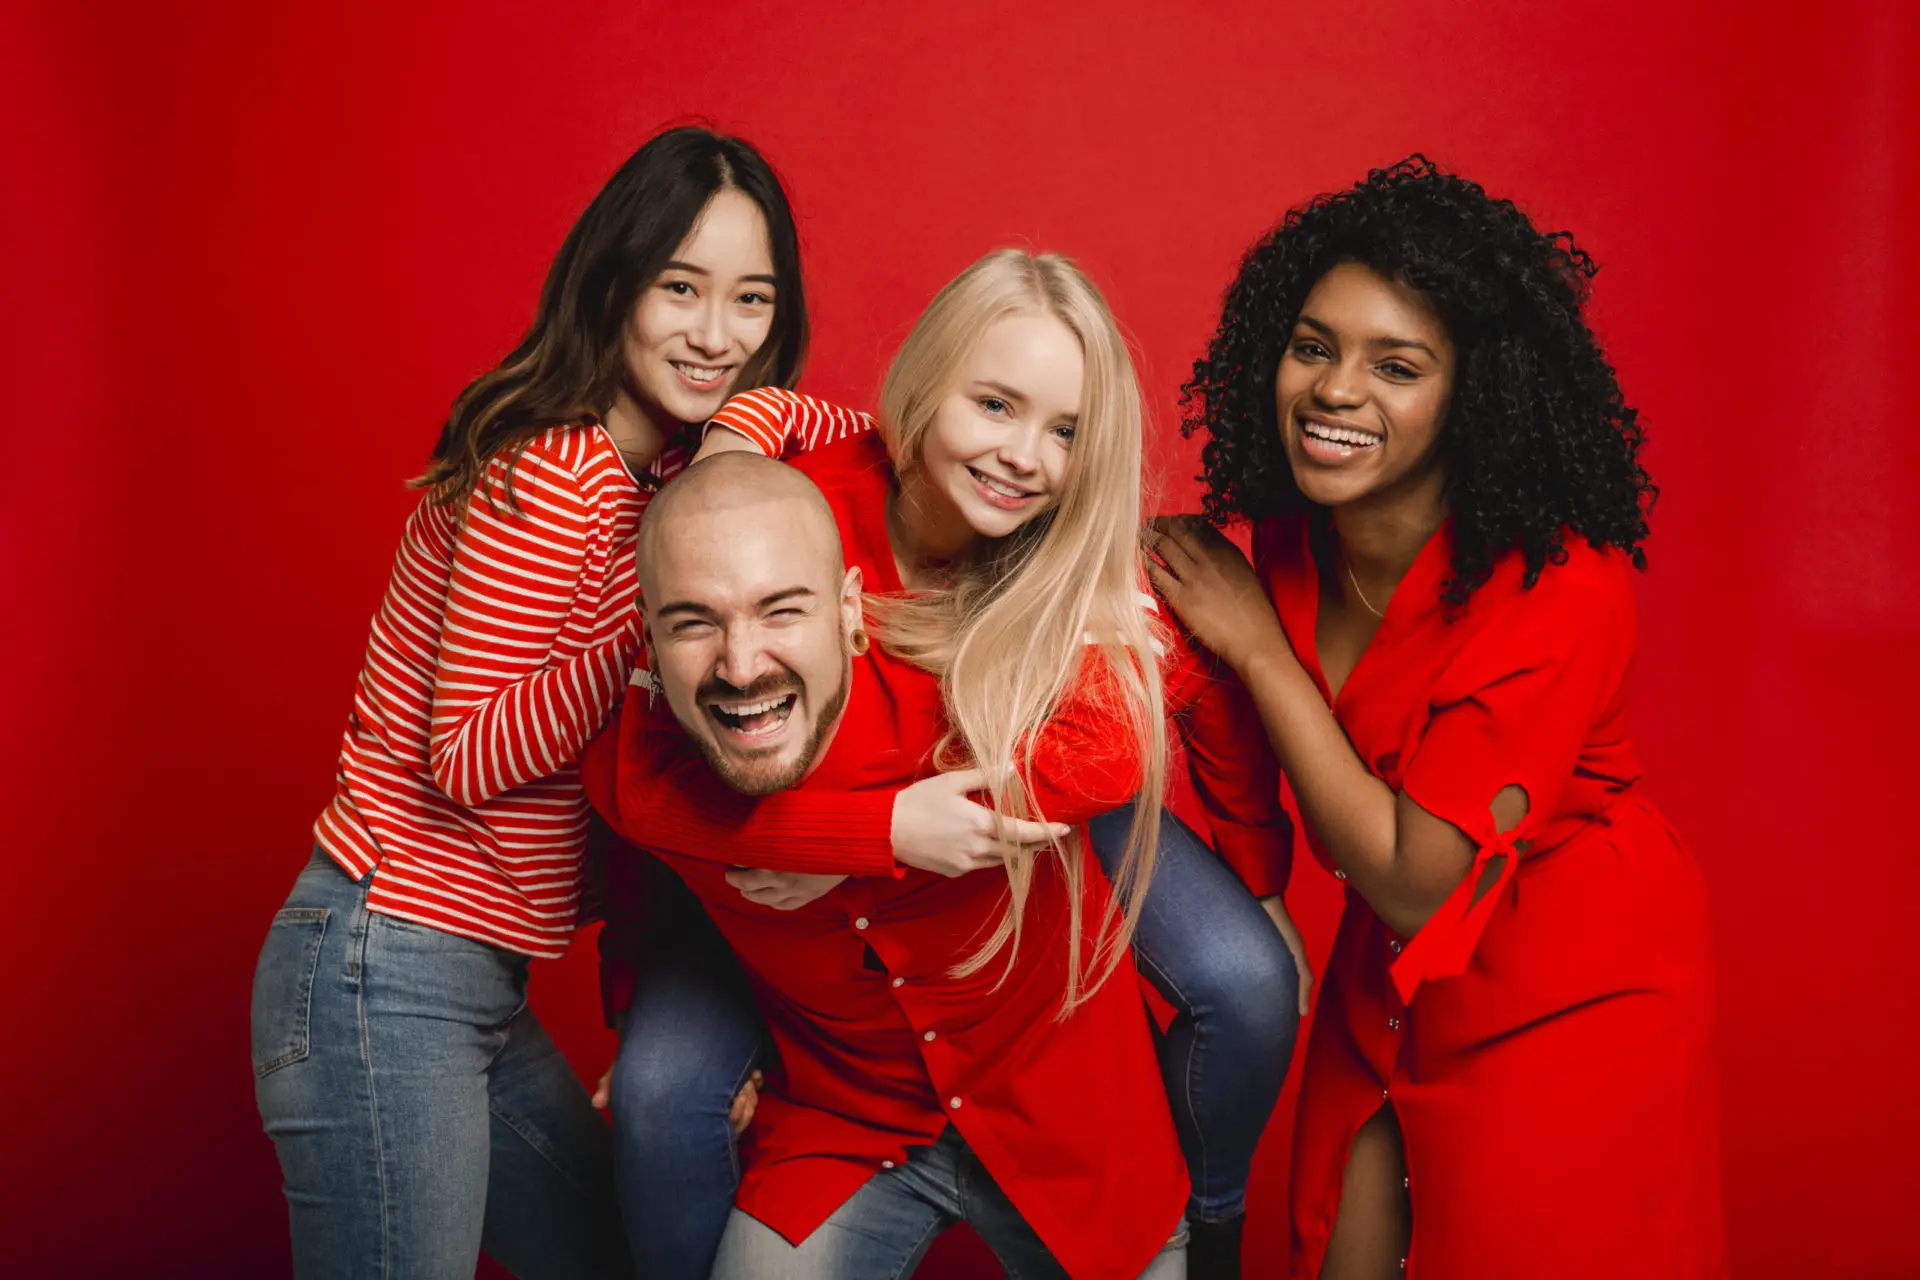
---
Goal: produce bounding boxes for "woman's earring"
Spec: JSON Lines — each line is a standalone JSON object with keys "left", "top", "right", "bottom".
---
{"left": 849, "top": 628, "right": 870, "bottom": 657}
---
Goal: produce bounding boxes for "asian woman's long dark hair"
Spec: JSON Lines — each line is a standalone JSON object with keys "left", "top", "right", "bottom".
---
{"left": 416, "top": 126, "right": 807, "bottom": 507}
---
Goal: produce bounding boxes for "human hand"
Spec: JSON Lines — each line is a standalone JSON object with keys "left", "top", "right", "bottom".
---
{"left": 728, "top": 1070, "right": 765, "bottom": 1137}
{"left": 692, "top": 425, "right": 764, "bottom": 463}
{"left": 592, "top": 1062, "right": 614, "bottom": 1111}
{"left": 591, "top": 1011, "right": 764, "bottom": 1139}
{"left": 725, "top": 868, "right": 848, "bottom": 910}
{"left": 598, "top": 1067, "right": 764, "bottom": 1135}
{"left": 591, "top": 1011, "right": 629, "bottom": 1111}
{"left": 891, "top": 769, "right": 1072, "bottom": 877}
{"left": 1258, "top": 894, "right": 1314, "bottom": 1017}
{"left": 1144, "top": 516, "right": 1289, "bottom": 674}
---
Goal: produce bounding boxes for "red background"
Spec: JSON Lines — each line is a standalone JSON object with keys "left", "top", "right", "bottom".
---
{"left": 4, "top": 2, "right": 1915, "bottom": 1276}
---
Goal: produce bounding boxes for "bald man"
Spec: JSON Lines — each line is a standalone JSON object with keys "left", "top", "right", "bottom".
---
{"left": 583, "top": 451, "right": 1190, "bottom": 1280}
{"left": 634, "top": 452, "right": 864, "bottom": 798}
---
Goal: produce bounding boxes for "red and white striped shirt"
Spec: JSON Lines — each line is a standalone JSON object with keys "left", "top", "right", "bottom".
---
{"left": 316, "top": 409, "right": 851, "bottom": 958}
{"left": 707, "top": 385, "right": 873, "bottom": 458}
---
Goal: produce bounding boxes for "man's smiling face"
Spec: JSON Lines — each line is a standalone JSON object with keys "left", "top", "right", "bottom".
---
{"left": 638, "top": 455, "right": 862, "bottom": 795}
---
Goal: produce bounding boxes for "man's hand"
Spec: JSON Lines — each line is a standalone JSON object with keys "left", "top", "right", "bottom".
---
{"left": 592, "top": 1011, "right": 766, "bottom": 1140}
{"left": 727, "top": 1070, "right": 764, "bottom": 1136}
{"left": 891, "top": 768, "right": 1072, "bottom": 877}
{"left": 725, "top": 868, "right": 847, "bottom": 910}
{"left": 1258, "top": 894, "right": 1314, "bottom": 1017}
{"left": 593, "top": 1066, "right": 763, "bottom": 1135}
{"left": 591, "top": 1013, "right": 629, "bottom": 1111}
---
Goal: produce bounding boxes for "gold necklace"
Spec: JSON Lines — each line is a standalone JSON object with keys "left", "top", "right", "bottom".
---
{"left": 1343, "top": 550, "right": 1387, "bottom": 619}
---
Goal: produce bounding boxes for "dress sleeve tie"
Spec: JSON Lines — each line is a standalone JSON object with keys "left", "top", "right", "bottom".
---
{"left": 1389, "top": 824, "right": 1522, "bottom": 1005}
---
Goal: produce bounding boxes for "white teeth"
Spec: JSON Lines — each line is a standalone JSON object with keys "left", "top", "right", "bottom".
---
{"left": 1302, "top": 420, "right": 1382, "bottom": 447}
{"left": 673, "top": 362, "right": 728, "bottom": 381}
{"left": 717, "top": 696, "right": 788, "bottom": 716}
{"left": 972, "top": 469, "right": 1030, "bottom": 499}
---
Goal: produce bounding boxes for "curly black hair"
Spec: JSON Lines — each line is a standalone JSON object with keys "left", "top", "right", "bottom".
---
{"left": 1182, "top": 155, "right": 1655, "bottom": 607}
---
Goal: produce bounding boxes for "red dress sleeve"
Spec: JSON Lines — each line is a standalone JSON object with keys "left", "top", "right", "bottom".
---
{"left": 1390, "top": 549, "right": 1638, "bottom": 1001}
{"left": 1162, "top": 615, "right": 1294, "bottom": 899}
{"left": 622, "top": 647, "right": 1151, "bottom": 874}
{"left": 1400, "top": 552, "right": 1636, "bottom": 837}
{"left": 605, "top": 687, "right": 902, "bottom": 878}
{"left": 704, "top": 387, "right": 876, "bottom": 457}
{"left": 618, "top": 750, "right": 902, "bottom": 876}
{"left": 1018, "top": 647, "right": 1151, "bottom": 824}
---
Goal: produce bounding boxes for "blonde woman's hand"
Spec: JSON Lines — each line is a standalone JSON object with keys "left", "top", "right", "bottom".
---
{"left": 1145, "top": 516, "right": 1289, "bottom": 675}
{"left": 892, "top": 769, "right": 1072, "bottom": 878}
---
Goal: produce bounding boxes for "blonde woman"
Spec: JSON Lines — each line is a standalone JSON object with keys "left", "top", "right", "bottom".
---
{"left": 599, "top": 251, "right": 1306, "bottom": 1279}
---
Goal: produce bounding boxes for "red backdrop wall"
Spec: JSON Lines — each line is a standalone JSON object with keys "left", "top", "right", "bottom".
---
{"left": 4, "top": 1, "right": 1915, "bottom": 1276}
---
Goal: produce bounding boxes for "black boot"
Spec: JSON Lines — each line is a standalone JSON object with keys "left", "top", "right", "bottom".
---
{"left": 1186, "top": 1214, "right": 1246, "bottom": 1280}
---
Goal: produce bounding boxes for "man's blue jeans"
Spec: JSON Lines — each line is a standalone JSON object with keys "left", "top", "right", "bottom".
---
{"left": 251, "top": 849, "right": 630, "bottom": 1279}
{"left": 709, "top": 1126, "right": 1188, "bottom": 1279}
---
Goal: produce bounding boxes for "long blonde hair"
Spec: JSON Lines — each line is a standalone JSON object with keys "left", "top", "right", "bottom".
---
{"left": 870, "top": 249, "right": 1168, "bottom": 1015}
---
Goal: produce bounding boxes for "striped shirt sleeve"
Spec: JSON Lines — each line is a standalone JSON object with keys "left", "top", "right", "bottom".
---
{"left": 704, "top": 387, "right": 876, "bottom": 457}
{"left": 427, "top": 440, "right": 639, "bottom": 806}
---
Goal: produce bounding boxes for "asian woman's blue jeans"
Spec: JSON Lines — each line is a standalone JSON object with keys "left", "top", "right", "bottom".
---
{"left": 252, "top": 850, "right": 631, "bottom": 1280}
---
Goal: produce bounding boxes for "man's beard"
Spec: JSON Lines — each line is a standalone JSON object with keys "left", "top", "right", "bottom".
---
{"left": 695, "top": 662, "right": 851, "bottom": 797}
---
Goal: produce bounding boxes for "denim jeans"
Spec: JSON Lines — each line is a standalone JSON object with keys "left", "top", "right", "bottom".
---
{"left": 1085, "top": 803, "right": 1300, "bottom": 1223}
{"left": 251, "top": 849, "right": 631, "bottom": 1280}
{"left": 608, "top": 804, "right": 1297, "bottom": 1269}
{"left": 604, "top": 860, "right": 765, "bottom": 1280}
{"left": 709, "top": 1126, "right": 1187, "bottom": 1280}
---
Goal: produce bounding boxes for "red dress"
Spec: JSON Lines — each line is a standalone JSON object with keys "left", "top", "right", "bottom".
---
{"left": 1255, "top": 517, "right": 1723, "bottom": 1279}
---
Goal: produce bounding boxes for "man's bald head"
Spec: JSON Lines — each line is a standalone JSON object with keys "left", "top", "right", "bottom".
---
{"left": 637, "top": 451, "right": 844, "bottom": 598}
{"left": 636, "top": 451, "right": 862, "bottom": 796}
